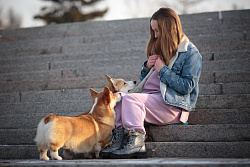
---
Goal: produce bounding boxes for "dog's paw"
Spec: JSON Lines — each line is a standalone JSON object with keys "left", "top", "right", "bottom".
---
{"left": 52, "top": 156, "right": 62, "bottom": 160}
{"left": 51, "top": 152, "right": 63, "bottom": 160}
{"left": 84, "top": 153, "right": 94, "bottom": 159}
{"left": 41, "top": 156, "right": 50, "bottom": 161}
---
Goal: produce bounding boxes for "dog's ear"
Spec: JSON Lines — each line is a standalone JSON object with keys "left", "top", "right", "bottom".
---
{"left": 89, "top": 88, "right": 98, "bottom": 97}
{"left": 105, "top": 74, "right": 117, "bottom": 93}
{"left": 103, "top": 86, "right": 111, "bottom": 105}
{"left": 105, "top": 74, "right": 112, "bottom": 81}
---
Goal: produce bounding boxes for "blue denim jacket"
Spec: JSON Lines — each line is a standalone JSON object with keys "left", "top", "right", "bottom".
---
{"left": 140, "top": 37, "right": 202, "bottom": 111}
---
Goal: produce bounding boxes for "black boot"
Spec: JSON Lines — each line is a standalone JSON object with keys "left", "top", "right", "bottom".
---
{"left": 100, "top": 129, "right": 124, "bottom": 158}
{"left": 110, "top": 129, "right": 147, "bottom": 159}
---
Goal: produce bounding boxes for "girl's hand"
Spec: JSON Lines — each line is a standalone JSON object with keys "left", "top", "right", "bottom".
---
{"left": 154, "top": 57, "right": 165, "bottom": 72}
{"left": 147, "top": 55, "right": 161, "bottom": 68}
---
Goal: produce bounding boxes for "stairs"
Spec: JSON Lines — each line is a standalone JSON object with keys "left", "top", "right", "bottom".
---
{"left": 0, "top": 9, "right": 249, "bottom": 164}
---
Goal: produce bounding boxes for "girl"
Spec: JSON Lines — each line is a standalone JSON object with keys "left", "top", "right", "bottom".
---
{"left": 101, "top": 7, "right": 202, "bottom": 159}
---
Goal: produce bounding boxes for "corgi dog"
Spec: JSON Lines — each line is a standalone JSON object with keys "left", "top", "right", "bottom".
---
{"left": 34, "top": 87, "right": 121, "bottom": 160}
{"left": 77, "top": 75, "right": 137, "bottom": 118}
{"left": 105, "top": 74, "right": 136, "bottom": 93}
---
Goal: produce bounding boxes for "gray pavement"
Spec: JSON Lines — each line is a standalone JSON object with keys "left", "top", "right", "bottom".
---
{"left": 0, "top": 158, "right": 249, "bottom": 167}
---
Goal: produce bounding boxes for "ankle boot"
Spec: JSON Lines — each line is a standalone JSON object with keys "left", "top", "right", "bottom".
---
{"left": 110, "top": 129, "right": 147, "bottom": 159}
{"left": 100, "top": 129, "right": 124, "bottom": 158}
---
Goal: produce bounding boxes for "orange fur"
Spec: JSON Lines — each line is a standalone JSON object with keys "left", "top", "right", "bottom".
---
{"left": 76, "top": 74, "right": 136, "bottom": 117}
{"left": 34, "top": 87, "right": 121, "bottom": 160}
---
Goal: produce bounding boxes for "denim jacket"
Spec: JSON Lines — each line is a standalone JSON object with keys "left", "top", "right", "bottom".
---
{"left": 139, "top": 35, "right": 202, "bottom": 111}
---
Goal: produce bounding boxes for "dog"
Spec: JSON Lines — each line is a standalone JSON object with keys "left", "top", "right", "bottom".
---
{"left": 34, "top": 87, "right": 121, "bottom": 160}
{"left": 105, "top": 74, "right": 136, "bottom": 93}
{"left": 77, "top": 74, "right": 137, "bottom": 117}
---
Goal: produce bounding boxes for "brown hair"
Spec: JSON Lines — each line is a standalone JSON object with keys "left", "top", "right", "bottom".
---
{"left": 146, "top": 7, "right": 183, "bottom": 65}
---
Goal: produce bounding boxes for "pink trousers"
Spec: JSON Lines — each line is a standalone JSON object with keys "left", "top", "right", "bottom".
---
{"left": 115, "top": 92, "right": 189, "bottom": 133}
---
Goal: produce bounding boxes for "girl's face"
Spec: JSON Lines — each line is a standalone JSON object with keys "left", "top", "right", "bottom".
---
{"left": 150, "top": 20, "right": 159, "bottom": 39}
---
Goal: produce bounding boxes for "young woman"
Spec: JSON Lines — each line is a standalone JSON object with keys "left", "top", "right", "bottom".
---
{"left": 100, "top": 7, "right": 202, "bottom": 159}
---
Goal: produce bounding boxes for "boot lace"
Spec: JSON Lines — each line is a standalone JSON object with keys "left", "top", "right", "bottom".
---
{"left": 105, "top": 130, "right": 117, "bottom": 148}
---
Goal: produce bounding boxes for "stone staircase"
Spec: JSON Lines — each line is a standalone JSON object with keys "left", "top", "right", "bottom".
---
{"left": 0, "top": 9, "right": 249, "bottom": 164}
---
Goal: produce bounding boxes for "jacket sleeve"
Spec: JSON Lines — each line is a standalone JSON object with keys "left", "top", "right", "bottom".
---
{"left": 158, "top": 48, "right": 202, "bottom": 95}
{"left": 139, "top": 60, "right": 151, "bottom": 82}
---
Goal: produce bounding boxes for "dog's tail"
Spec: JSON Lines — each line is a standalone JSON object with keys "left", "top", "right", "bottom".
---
{"left": 34, "top": 114, "right": 55, "bottom": 144}
{"left": 44, "top": 114, "right": 56, "bottom": 124}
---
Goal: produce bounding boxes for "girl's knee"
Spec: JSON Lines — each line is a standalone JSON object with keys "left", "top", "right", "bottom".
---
{"left": 122, "top": 94, "right": 138, "bottom": 102}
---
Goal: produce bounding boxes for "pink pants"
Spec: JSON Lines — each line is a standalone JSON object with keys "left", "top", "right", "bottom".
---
{"left": 115, "top": 92, "right": 189, "bottom": 133}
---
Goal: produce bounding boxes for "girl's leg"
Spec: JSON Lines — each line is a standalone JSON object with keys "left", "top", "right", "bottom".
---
{"left": 115, "top": 92, "right": 128, "bottom": 130}
{"left": 114, "top": 100, "right": 123, "bottom": 129}
{"left": 119, "top": 93, "right": 147, "bottom": 133}
{"left": 115, "top": 93, "right": 188, "bottom": 132}
{"left": 111, "top": 92, "right": 188, "bottom": 159}
{"left": 111, "top": 93, "right": 148, "bottom": 158}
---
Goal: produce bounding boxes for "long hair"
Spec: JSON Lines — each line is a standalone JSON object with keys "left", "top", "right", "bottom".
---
{"left": 146, "top": 7, "right": 183, "bottom": 65}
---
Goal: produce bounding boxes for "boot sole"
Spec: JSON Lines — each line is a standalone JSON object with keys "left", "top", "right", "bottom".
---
{"left": 100, "top": 152, "right": 111, "bottom": 159}
{"left": 109, "top": 151, "right": 147, "bottom": 159}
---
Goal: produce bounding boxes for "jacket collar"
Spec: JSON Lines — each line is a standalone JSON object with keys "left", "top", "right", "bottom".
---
{"left": 177, "top": 34, "right": 189, "bottom": 53}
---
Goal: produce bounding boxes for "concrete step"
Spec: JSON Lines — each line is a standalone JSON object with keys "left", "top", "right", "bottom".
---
{"left": 0, "top": 95, "right": 249, "bottom": 119}
{"left": 0, "top": 101, "right": 90, "bottom": 117}
{"left": 0, "top": 88, "right": 100, "bottom": 104}
{"left": 0, "top": 10, "right": 249, "bottom": 42}
{"left": 145, "top": 124, "right": 250, "bottom": 142}
{"left": 0, "top": 53, "right": 145, "bottom": 74}
{"left": 0, "top": 28, "right": 248, "bottom": 52}
{"left": 0, "top": 70, "right": 250, "bottom": 93}
{"left": 1, "top": 60, "right": 249, "bottom": 84}
{"left": 0, "top": 82, "right": 249, "bottom": 105}
{"left": 184, "top": 24, "right": 249, "bottom": 36}
{"left": 213, "top": 71, "right": 250, "bottom": 83}
{"left": 199, "top": 50, "right": 249, "bottom": 61}
{"left": 189, "top": 108, "right": 249, "bottom": 125}
{"left": 195, "top": 42, "right": 250, "bottom": 53}
{"left": 0, "top": 105, "right": 249, "bottom": 129}
{"left": 0, "top": 33, "right": 249, "bottom": 57}
{"left": 0, "top": 18, "right": 149, "bottom": 41}
{"left": 0, "top": 11, "right": 247, "bottom": 42}
{"left": 200, "top": 71, "right": 250, "bottom": 84}
{"left": 1, "top": 158, "right": 250, "bottom": 167}
{"left": 62, "top": 40, "right": 250, "bottom": 55}
{"left": 180, "top": 10, "right": 250, "bottom": 28}
{"left": 0, "top": 104, "right": 249, "bottom": 129}
{"left": 0, "top": 76, "right": 114, "bottom": 93}
{"left": 0, "top": 69, "right": 85, "bottom": 82}
{"left": 189, "top": 31, "right": 249, "bottom": 43}
{"left": 0, "top": 108, "right": 247, "bottom": 129}
{"left": 2, "top": 74, "right": 242, "bottom": 92}
{"left": 199, "top": 82, "right": 250, "bottom": 95}
{"left": 1, "top": 21, "right": 247, "bottom": 48}
{"left": 0, "top": 49, "right": 248, "bottom": 67}
{"left": 0, "top": 141, "right": 249, "bottom": 159}
{"left": 0, "top": 112, "right": 85, "bottom": 129}
{"left": 201, "top": 59, "right": 250, "bottom": 71}
{"left": 0, "top": 54, "right": 249, "bottom": 74}
{"left": 0, "top": 36, "right": 84, "bottom": 51}
{"left": 0, "top": 63, "right": 249, "bottom": 84}
{"left": 1, "top": 124, "right": 249, "bottom": 145}
{"left": 0, "top": 49, "right": 145, "bottom": 64}
{"left": 146, "top": 141, "right": 250, "bottom": 158}
{"left": 196, "top": 94, "right": 250, "bottom": 109}
{"left": 0, "top": 45, "right": 62, "bottom": 57}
